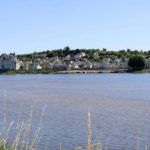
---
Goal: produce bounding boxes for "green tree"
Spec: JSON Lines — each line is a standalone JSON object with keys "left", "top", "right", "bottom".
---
{"left": 63, "top": 46, "right": 70, "bottom": 56}
{"left": 128, "top": 55, "right": 145, "bottom": 70}
{"left": 102, "top": 48, "right": 107, "bottom": 51}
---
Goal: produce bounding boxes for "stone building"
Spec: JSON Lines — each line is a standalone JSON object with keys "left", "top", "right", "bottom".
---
{"left": 0, "top": 53, "right": 21, "bottom": 70}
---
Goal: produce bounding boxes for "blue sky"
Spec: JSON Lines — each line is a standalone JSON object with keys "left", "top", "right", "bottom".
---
{"left": 0, "top": 0, "right": 150, "bottom": 54}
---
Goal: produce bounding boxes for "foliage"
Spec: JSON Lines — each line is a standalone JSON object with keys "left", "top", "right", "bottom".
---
{"left": 128, "top": 55, "right": 145, "bottom": 70}
{"left": 17, "top": 47, "right": 150, "bottom": 63}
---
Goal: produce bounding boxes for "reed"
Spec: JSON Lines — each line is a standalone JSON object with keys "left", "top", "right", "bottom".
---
{"left": 0, "top": 97, "right": 46, "bottom": 150}
{"left": 136, "top": 128, "right": 140, "bottom": 150}
{"left": 0, "top": 102, "right": 145, "bottom": 150}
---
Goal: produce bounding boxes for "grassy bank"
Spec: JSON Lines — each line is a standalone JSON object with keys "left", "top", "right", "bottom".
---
{"left": 0, "top": 69, "right": 57, "bottom": 75}
{"left": 0, "top": 69, "right": 132, "bottom": 75}
{"left": 127, "top": 69, "right": 150, "bottom": 73}
{"left": 1, "top": 69, "right": 150, "bottom": 75}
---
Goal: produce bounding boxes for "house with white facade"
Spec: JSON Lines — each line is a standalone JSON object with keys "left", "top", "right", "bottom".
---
{"left": 0, "top": 53, "right": 21, "bottom": 70}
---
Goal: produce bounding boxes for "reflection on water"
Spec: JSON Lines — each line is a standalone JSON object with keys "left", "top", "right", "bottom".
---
{"left": 0, "top": 74, "right": 150, "bottom": 150}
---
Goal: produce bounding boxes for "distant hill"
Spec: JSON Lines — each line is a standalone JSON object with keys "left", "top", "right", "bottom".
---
{"left": 17, "top": 47, "right": 150, "bottom": 62}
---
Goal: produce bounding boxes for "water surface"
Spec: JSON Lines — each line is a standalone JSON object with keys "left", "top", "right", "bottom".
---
{"left": 0, "top": 74, "right": 150, "bottom": 150}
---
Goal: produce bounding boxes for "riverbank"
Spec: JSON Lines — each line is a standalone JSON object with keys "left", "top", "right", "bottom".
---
{"left": 57, "top": 69, "right": 128, "bottom": 74}
{"left": 0, "top": 69, "right": 150, "bottom": 75}
{"left": 54, "top": 69, "right": 150, "bottom": 74}
{"left": 0, "top": 69, "right": 127, "bottom": 75}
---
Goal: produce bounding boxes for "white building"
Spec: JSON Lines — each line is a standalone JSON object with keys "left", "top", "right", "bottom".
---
{"left": 74, "top": 52, "right": 86, "bottom": 59}
{"left": 145, "top": 58, "right": 150, "bottom": 69}
{"left": 0, "top": 53, "right": 21, "bottom": 70}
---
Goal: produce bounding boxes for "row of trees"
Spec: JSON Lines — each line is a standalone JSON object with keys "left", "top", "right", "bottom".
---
{"left": 18, "top": 47, "right": 150, "bottom": 60}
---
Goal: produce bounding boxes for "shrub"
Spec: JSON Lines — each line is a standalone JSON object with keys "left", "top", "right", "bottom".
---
{"left": 128, "top": 55, "right": 145, "bottom": 70}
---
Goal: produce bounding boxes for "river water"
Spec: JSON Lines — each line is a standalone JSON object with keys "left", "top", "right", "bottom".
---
{"left": 0, "top": 74, "right": 150, "bottom": 150}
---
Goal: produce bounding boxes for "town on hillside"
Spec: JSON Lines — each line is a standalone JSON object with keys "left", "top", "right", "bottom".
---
{"left": 1, "top": 47, "right": 150, "bottom": 71}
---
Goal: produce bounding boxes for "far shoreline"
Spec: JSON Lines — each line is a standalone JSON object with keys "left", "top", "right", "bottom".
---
{"left": 0, "top": 69, "right": 150, "bottom": 75}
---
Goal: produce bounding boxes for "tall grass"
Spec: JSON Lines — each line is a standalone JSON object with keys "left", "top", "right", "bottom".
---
{"left": 0, "top": 96, "right": 144, "bottom": 150}
{"left": 0, "top": 107, "right": 98, "bottom": 150}
{"left": 0, "top": 95, "right": 47, "bottom": 150}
